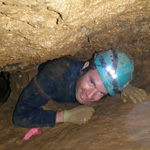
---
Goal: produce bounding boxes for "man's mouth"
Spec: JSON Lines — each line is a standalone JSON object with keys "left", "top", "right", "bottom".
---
{"left": 80, "top": 90, "right": 88, "bottom": 102}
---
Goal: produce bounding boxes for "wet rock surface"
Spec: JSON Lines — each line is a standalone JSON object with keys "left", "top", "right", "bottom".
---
{"left": 0, "top": 84, "right": 150, "bottom": 150}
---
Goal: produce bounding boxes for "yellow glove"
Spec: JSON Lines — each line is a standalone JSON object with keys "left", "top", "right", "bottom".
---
{"left": 121, "top": 84, "right": 147, "bottom": 104}
{"left": 64, "top": 105, "right": 95, "bottom": 125}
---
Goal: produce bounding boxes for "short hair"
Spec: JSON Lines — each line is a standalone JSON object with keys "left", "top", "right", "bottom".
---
{"left": 77, "top": 54, "right": 96, "bottom": 78}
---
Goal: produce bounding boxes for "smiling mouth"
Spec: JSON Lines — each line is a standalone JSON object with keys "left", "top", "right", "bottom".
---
{"left": 80, "top": 90, "right": 88, "bottom": 102}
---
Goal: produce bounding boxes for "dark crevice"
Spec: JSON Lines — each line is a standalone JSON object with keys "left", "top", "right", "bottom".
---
{"left": 55, "top": 11, "right": 63, "bottom": 25}
{"left": 2, "top": 2, "right": 6, "bottom": 5}
{"left": 0, "top": 72, "right": 11, "bottom": 105}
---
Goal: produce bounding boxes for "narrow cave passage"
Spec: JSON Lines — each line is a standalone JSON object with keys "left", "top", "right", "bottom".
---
{"left": 0, "top": 55, "right": 150, "bottom": 150}
{"left": 0, "top": 0, "right": 150, "bottom": 150}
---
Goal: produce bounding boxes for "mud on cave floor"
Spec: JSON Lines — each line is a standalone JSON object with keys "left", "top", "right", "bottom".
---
{"left": 0, "top": 85, "right": 150, "bottom": 150}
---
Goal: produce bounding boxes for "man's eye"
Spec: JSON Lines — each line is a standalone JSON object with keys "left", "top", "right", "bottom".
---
{"left": 89, "top": 80, "right": 94, "bottom": 86}
{"left": 98, "top": 91, "right": 104, "bottom": 96}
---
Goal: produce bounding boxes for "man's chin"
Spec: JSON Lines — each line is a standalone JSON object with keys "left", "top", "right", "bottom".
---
{"left": 76, "top": 98, "right": 93, "bottom": 105}
{"left": 76, "top": 95, "right": 84, "bottom": 104}
{"left": 76, "top": 98, "right": 84, "bottom": 104}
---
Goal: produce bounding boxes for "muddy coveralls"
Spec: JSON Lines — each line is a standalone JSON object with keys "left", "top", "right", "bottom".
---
{"left": 13, "top": 58, "right": 84, "bottom": 128}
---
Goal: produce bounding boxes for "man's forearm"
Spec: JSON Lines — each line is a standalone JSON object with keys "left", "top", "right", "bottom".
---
{"left": 13, "top": 108, "right": 57, "bottom": 128}
{"left": 56, "top": 111, "right": 64, "bottom": 123}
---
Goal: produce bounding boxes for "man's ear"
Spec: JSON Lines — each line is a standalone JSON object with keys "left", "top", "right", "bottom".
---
{"left": 81, "top": 61, "right": 89, "bottom": 70}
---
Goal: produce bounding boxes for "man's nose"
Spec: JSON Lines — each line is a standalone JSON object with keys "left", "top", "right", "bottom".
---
{"left": 87, "top": 88, "right": 97, "bottom": 99}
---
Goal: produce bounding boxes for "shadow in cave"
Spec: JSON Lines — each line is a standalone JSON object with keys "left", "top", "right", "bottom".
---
{"left": 0, "top": 72, "right": 11, "bottom": 105}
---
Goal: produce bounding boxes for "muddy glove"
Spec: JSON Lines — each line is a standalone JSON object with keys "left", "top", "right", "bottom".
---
{"left": 64, "top": 105, "right": 95, "bottom": 125}
{"left": 121, "top": 84, "right": 147, "bottom": 104}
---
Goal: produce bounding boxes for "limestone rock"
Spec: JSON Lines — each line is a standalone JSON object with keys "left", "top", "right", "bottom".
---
{"left": 0, "top": 0, "right": 150, "bottom": 87}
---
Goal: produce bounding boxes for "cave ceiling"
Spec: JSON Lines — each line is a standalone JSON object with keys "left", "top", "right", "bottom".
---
{"left": 0, "top": 0, "right": 150, "bottom": 87}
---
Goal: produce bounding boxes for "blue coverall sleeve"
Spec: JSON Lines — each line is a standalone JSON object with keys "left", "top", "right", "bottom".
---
{"left": 13, "top": 78, "right": 56, "bottom": 128}
{"left": 13, "top": 58, "right": 82, "bottom": 128}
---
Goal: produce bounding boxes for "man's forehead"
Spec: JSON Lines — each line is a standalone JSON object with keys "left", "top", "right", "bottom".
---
{"left": 89, "top": 69, "right": 108, "bottom": 95}
{"left": 88, "top": 68, "right": 99, "bottom": 77}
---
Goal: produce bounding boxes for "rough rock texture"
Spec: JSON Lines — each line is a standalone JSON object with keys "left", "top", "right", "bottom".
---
{"left": 0, "top": 88, "right": 150, "bottom": 150}
{"left": 0, "top": 0, "right": 150, "bottom": 150}
{"left": 0, "top": 0, "right": 150, "bottom": 87}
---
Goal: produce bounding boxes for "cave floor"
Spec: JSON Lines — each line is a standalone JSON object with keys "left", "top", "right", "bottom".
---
{"left": 0, "top": 86, "right": 150, "bottom": 150}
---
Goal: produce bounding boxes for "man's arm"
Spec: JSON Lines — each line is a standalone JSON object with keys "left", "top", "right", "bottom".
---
{"left": 56, "top": 111, "right": 64, "bottom": 123}
{"left": 13, "top": 79, "right": 95, "bottom": 127}
{"left": 13, "top": 78, "right": 57, "bottom": 128}
{"left": 14, "top": 107, "right": 57, "bottom": 128}
{"left": 56, "top": 106, "right": 95, "bottom": 125}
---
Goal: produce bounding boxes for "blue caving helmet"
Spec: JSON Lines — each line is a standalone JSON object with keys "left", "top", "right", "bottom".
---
{"left": 94, "top": 49, "right": 134, "bottom": 95}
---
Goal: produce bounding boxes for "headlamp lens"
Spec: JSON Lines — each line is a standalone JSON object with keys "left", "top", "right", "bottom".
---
{"left": 106, "top": 66, "right": 117, "bottom": 79}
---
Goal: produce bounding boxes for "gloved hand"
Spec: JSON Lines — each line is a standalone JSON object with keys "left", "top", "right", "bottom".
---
{"left": 121, "top": 84, "right": 147, "bottom": 104}
{"left": 64, "top": 105, "right": 95, "bottom": 125}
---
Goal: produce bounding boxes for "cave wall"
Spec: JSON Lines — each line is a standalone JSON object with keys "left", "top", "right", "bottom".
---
{"left": 0, "top": 1, "right": 150, "bottom": 149}
{"left": 0, "top": 0, "right": 150, "bottom": 88}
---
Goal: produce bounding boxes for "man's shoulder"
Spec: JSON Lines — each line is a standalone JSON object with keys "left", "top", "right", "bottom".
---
{"left": 43, "top": 57, "right": 83, "bottom": 69}
{"left": 38, "top": 57, "right": 84, "bottom": 76}
{"left": 52, "top": 57, "right": 75, "bottom": 66}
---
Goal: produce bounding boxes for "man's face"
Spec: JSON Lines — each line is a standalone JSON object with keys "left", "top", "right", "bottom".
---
{"left": 75, "top": 62, "right": 108, "bottom": 104}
